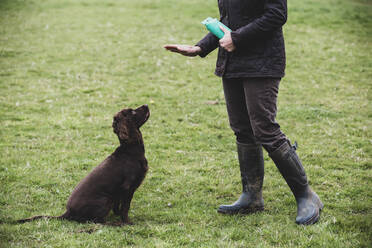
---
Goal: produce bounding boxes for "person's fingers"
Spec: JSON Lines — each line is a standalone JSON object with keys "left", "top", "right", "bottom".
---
{"left": 165, "top": 45, "right": 190, "bottom": 54}
{"left": 176, "top": 45, "right": 188, "bottom": 51}
{"left": 163, "top": 44, "right": 180, "bottom": 52}
{"left": 169, "top": 48, "right": 181, "bottom": 53}
{"left": 164, "top": 44, "right": 178, "bottom": 49}
{"left": 178, "top": 45, "right": 194, "bottom": 51}
{"left": 219, "top": 25, "right": 229, "bottom": 34}
{"left": 219, "top": 39, "right": 226, "bottom": 49}
{"left": 163, "top": 44, "right": 199, "bottom": 56}
{"left": 167, "top": 47, "right": 178, "bottom": 52}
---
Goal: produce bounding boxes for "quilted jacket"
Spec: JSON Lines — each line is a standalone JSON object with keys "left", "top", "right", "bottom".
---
{"left": 196, "top": 0, "right": 287, "bottom": 78}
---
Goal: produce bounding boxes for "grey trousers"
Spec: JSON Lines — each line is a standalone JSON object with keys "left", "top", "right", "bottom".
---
{"left": 222, "top": 77, "right": 288, "bottom": 153}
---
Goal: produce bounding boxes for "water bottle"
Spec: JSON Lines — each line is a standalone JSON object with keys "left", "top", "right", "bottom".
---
{"left": 202, "top": 17, "right": 232, "bottom": 39}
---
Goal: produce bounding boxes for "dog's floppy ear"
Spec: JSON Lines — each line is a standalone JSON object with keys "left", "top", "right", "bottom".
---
{"left": 113, "top": 117, "right": 142, "bottom": 144}
{"left": 113, "top": 115, "right": 129, "bottom": 142}
{"left": 113, "top": 120, "right": 129, "bottom": 142}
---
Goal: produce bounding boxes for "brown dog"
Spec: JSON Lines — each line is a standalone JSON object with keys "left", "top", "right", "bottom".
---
{"left": 18, "top": 105, "right": 150, "bottom": 225}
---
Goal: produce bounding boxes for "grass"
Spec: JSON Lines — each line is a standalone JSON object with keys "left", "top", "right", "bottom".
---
{"left": 0, "top": 0, "right": 371, "bottom": 247}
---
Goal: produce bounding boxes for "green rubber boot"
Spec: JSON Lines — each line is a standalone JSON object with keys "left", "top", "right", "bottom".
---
{"left": 269, "top": 141, "right": 324, "bottom": 225}
{"left": 218, "top": 142, "right": 265, "bottom": 214}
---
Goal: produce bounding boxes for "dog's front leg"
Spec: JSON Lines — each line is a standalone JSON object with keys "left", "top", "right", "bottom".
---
{"left": 119, "top": 189, "right": 135, "bottom": 225}
{"left": 113, "top": 197, "right": 121, "bottom": 216}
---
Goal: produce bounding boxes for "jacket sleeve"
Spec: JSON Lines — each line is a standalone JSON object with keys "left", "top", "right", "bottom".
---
{"left": 195, "top": 32, "right": 219, "bottom": 58}
{"left": 231, "top": 0, "right": 287, "bottom": 48}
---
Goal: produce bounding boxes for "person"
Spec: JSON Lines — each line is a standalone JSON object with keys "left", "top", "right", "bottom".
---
{"left": 164, "top": 0, "right": 323, "bottom": 225}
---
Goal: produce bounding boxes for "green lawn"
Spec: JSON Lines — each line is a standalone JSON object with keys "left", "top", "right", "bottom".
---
{"left": 0, "top": 0, "right": 371, "bottom": 247}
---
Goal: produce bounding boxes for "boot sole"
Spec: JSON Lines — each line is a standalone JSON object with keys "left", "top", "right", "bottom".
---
{"left": 297, "top": 209, "right": 320, "bottom": 225}
{"left": 217, "top": 206, "right": 264, "bottom": 215}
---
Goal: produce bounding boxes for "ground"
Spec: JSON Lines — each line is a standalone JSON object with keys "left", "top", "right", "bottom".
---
{"left": 0, "top": 0, "right": 371, "bottom": 247}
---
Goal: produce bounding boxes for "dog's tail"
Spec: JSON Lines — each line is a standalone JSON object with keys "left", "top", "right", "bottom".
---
{"left": 17, "top": 212, "right": 68, "bottom": 223}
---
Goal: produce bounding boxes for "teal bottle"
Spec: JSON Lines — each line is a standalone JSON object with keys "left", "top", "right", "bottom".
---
{"left": 202, "top": 17, "right": 232, "bottom": 39}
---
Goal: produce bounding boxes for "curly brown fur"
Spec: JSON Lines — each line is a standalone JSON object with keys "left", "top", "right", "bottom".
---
{"left": 18, "top": 105, "right": 150, "bottom": 225}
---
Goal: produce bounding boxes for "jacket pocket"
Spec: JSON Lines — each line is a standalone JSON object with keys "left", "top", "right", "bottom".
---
{"left": 238, "top": 38, "right": 266, "bottom": 56}
{"left": 228, "top": 55, "right": 266, "bottom": 73}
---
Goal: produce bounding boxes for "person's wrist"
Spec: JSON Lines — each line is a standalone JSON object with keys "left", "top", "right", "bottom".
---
{"left": 230, "top": 31, "right": 241, "bottom": 49}
{"left": 194, "top": 46, "right": 202, "bottom": 55}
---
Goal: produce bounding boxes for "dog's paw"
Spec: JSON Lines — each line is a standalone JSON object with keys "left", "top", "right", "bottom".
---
{"left": 122, "top": 219, "right": 134, "bottom": 225}
{"left": 108, "top": 221, "right": 124, "bottom": 227}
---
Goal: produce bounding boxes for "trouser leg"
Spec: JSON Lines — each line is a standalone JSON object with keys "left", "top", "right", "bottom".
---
{"left": 222, "top": 78, "right": 257, "bottom": 144}
{"left": 241, "top": 77, "right": 287, "bottom": 152}
{"left": 218, "top": 78, "right": 267, "bottom": 214}
{"left": 222, "top": 77, "right": 323, "bottom": 224}
{"left": 222, "top": 77, "right": 287, "bottom": 152}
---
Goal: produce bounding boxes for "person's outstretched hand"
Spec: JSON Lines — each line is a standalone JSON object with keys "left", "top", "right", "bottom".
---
{"left": 163, "top": 44, "right": 201, "bottom": 57}
{"left": 219, "top": 26, "right": 236, "bottom": 52}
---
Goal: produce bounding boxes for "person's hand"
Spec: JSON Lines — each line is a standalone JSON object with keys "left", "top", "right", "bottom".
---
{"left": 219, "top": 26, "right": 236, "bottom": 52}
{"left": 163, "top": 44, "right": 201, "bottom": 57}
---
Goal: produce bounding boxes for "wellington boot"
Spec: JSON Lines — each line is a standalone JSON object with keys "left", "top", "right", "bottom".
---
{"left": 269, "top": 141, "right": 324, "bottom": 225}
{"left": 218, "top": 142, "right": 265, "bottom": 214}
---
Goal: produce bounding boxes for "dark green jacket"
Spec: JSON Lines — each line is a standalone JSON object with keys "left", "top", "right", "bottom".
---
{"left": 197, "top": 0, "right": 287, "bottom": 78}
